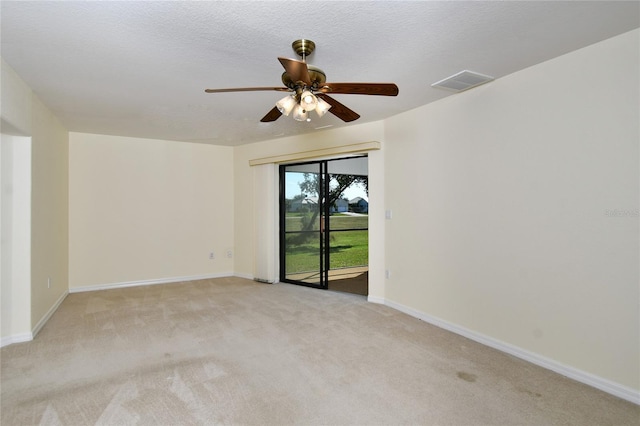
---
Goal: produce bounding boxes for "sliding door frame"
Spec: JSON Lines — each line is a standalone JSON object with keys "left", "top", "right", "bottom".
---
{"left": 279, "top": 160, "right": 330, "bottom": 289}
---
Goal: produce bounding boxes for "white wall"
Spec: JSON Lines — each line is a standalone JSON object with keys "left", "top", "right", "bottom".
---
{"left": 384, "top": 29, "right": 639, "bottom": 395}
{"left": 68, "top": 133, "right": 235, "bottom": 290}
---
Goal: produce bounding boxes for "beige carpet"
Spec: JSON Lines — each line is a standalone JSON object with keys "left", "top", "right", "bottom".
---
{"left": 1, "top": 277, "right": 638, "bottom": 425}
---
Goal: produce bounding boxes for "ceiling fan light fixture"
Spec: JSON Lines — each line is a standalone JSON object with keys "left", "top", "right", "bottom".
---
{"left": 293, "top": 104, "right": 308, "bottom": 122}
{"left": 300, "top": 90, "right": 317, "bottom": 111}
{"left": 276, "top": 95, "right": 297, "bottom": 116}
{"left": 315, "top": 97, "right": 332, "bottom": 117}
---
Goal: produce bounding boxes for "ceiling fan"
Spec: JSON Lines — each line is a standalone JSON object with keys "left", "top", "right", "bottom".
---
{"left": 204, "top": 39, "right": 399, "bottom": 123}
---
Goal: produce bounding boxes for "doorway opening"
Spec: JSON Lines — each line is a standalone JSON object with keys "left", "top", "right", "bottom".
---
{"left": 279, "top": 156, "right": 369, "bottom": 296}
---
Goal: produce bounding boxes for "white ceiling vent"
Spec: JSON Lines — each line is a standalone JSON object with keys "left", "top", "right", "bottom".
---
{"left": 431, "top": 70, "right": 494, "bottom": 92}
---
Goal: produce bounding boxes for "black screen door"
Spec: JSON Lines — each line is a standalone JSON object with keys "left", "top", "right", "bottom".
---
{"left": 279, "top": 161, "right": 330, "bottom": 289}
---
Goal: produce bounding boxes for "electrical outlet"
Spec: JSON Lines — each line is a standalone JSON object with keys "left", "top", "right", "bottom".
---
{"left": 47, "top": 277, "right": 51, "bottom": 288}
{"left": 385, "top": 270, "right": 391, "bottom": 279}
{"left": 226, "top": 250, "right": 233, "bottom": 259}
{"left": 209, "top": 252, "right": 215, "bottom": 260}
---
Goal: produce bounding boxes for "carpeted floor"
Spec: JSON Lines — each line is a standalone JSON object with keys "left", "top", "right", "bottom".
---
{"left": 1, "top": 277, "right": 638, "bottom": 425}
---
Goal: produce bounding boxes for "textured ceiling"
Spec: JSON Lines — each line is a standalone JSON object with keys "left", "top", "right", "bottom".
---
{"left": 1, "top": 1, "right": 638, "bottom": 146}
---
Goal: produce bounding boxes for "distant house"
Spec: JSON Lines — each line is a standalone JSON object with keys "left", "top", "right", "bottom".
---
{"left": 332, "top": 198, "right": 349, "bottom": 213}
{"left": 349, "top": 197, "right": 368, "bottom": 213}
{"left": 289, "top": 197, "right": 316, "bottom": 212}
{"left": 290, "top": 197, "right": 348, "bottom": 213}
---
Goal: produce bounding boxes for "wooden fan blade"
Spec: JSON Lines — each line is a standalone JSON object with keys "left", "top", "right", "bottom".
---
{"left": 260, "top": 106, "right": 282, "bottom": 122}
{"left": 278, "top": 57, "right": 311, "bottom": 86}
{"left": 318, "top": 82, "right": 399, "bottom": 96}
{"left": 317, "top": 94, "right": 360, "bottom": 122}
{"left": 205, "top": 87, "right": 289, "bottom": 93}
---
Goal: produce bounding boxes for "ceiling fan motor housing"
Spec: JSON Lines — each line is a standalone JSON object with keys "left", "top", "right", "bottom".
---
{"left": 281, "top": 65, "right": 326, "bottom": 90}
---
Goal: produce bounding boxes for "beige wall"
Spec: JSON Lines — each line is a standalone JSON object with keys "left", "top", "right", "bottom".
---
{"left": 1, "top": 58, "right": 69, "bottom": 343}
{"left": 1, "top": 58, "right": 32, "bottom": 136}
{"left": 384, "top": 30, "right": 639, "bottom": 392}
{"left": 0, "top": 134, "right": 31, "bottom": 341}
{"left": 68, "top": 133, "right": 234, "bottom": 289}
{"left": 31, "top": 95, "right": 69, "bottom": 329}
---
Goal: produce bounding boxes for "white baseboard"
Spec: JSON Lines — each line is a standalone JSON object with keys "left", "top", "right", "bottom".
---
{"left": 367, "top": 295, "right": 385, "bottom": 304}
{"left": 32, "top": 290, "right": 69, "bottom": 338}
{"left": 69, "top": 272, "right": 235, "bottom": 293}
{"left": 379, "top": 298, "right": 640, "bottom": 405}
{"left": 0, "top": 332, "right": 33, "bottom": 348}
{"left": 233, "top": 272, "right": 254, "bottom": 281}
{"left": 234, "top": 272, "right": 282, "bottom": 284}
{"left": 1, "top": 291, "right": 68, "bottom": 348}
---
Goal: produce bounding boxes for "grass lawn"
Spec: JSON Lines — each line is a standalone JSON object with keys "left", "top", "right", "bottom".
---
{"left": 284, "top": 214, "right": 368, "bottom": 273}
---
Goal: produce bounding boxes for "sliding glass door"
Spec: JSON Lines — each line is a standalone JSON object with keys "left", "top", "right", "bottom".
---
{"left": 280, "top": 156, "right": 369, "bottom": 294}
{"left": 279, "top": 161, "right": 329, "bottom": 288}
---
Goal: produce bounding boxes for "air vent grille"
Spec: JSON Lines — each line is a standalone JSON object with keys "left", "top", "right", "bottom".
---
{"left": 431, "top": 70, "right": 494, "bottom": 92}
